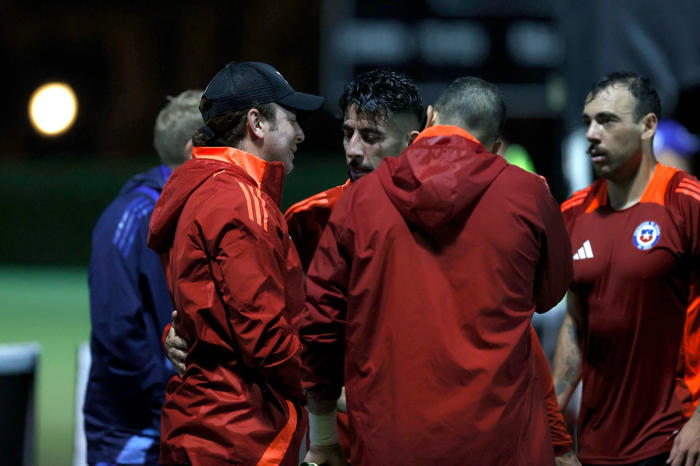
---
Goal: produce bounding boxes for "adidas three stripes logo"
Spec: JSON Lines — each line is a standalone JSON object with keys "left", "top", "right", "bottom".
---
{"left": 573, "top": 240, "right": 594, "bottom": 260}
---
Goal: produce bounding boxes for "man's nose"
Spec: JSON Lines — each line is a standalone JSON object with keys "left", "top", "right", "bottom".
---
{"left": 295, "top": 123, "right": 305, "bottom": 144}
{"left": 585, "top": 121, "right": 601, "bottom": 142}
{"left": 345, "top": 133, "right": 363, "bottom": 159}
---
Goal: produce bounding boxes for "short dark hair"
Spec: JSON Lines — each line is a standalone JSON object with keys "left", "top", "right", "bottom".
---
{"left": 339, "top": 69, "right": 423, "bottom": 125}
{"left": 587, "top": 72, "right": 661, "bottom": 121}
{"left": 192, "top": 98, "right": 276, "bottom": 148}
{"left": 434, "top": 77, "right": 506, "bottom": 148}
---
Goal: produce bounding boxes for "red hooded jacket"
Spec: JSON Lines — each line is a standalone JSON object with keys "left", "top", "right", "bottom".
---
{"left": 286, "top": 181, "right": 573, "bottom": 457}
{"left": 148, "top": 147, "right": 306, "bottom": 466}
{"left": 301, "top": 125, "right": 573, "bottom": 465}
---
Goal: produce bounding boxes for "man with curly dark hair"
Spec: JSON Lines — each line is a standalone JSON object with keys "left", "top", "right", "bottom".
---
{"left": 290, "top": 72, "right": 574, "bottom": 466}
{"left": 284, "top": 69, "right": 424, "bottom": 272}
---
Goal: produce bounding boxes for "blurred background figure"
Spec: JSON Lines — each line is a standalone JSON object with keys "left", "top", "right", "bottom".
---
{"left": 83, "top": 90, "right": 202, "bottom": 466}
{"left": 497, "top": 139, "right": 536, "bottom": 173}
{"left": 653, "top": 118, "right": 699, "bottom": 173}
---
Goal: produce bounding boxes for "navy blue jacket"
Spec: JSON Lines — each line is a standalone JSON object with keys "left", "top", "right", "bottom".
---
{"left": 84, "top": 165, "right": 174, "bottom": 464}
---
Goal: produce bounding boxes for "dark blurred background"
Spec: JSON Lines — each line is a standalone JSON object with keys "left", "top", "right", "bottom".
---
{"left": 2, "top": 0, "right": 699, "bottom": 265}
{"left": 2, "top": 2, "right": 700, "bottom": 464}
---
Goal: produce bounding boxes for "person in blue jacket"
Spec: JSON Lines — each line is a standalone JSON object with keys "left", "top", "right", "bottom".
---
{"left": 83, "top": 89, "right": 203, "bottom": 465}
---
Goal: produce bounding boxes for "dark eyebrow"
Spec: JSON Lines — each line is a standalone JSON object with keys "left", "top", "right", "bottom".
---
{"left": 359, "top": 127, "right": 383, "bottom": 135}
{"left": 342, "top": 124, "right": 383, "bottom": 135}
{"left": 582, "top": 111, "right": 619, "bottom": 122}
{"left": 595, "top": 111, "right": 620, "bottom": 119}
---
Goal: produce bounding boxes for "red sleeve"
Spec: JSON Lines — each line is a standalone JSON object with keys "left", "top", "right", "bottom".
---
{"left": 534, "top": 177, "right": 574, "bottom": 313}
{"left": 671, "top": 172, "right": 700, "bottom": 258}
{"left": 285, "top": 204, "right": 329, "bottom": 273}
{"left": 161, "top": 322, "right": 172, "bottom": 348}
{"left": 300, "top": 210, "right": 349, "bottom": 402}
{"left": 202, "top": 194, "right": 305, "bottom": 402}
{"left": 284, "top": 185, "right": 347, "bottom": 273}
{"left": 531, "top": 326, "right": 573, "bottom": 455}
{"left": 670, "top": 172, "right": 700, "bottom": 411}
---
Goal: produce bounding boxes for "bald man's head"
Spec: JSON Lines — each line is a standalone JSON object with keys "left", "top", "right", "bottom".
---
{"left": 433, "top": 77, "right": 505, "bottom": 150}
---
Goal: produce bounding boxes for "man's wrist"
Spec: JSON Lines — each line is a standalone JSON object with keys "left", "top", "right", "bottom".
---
{"left": 307, "top": 409, "right": 338, "bottom": 447}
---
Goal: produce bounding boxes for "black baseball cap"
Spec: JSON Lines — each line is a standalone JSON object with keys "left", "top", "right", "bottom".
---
{"left": 200, "top": 61, "right": 324, "bottom": 122}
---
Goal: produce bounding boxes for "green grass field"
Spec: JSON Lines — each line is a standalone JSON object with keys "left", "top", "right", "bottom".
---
{"left": 0, "top": 266, "right": 90, "bottom": 465}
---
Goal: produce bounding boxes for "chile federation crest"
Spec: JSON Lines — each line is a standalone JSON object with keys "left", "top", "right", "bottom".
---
{"left": 633, "top": 221, "right": 661, "bottom": 250}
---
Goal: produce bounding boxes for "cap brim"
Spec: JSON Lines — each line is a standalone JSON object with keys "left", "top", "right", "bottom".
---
{"left": 278, "top": 91, "right": 324, "bottom": 112}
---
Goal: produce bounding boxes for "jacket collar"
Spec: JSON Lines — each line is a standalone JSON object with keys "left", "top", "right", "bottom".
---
{"left": 192, "top": 146, "right": 285, "bottom": 206}
{"left": 413, "top": 125, "right": 481, "bottom": 145}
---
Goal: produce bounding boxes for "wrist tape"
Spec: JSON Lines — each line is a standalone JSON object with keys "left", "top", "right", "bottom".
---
{"left": 307, "top": 409, "right": 338, "bottom": 447}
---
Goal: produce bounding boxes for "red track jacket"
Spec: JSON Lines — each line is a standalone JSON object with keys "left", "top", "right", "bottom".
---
{"left": 148, "top": 147, "right": 306, "bottom": 466}
{"left": 301, "top": 125, "right": 573, "bottom": 465}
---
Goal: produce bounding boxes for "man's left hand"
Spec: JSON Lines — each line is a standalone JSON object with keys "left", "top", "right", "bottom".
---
{"left": 668, "top": 415, "right": 700, "bottom": 466}
{"left": 165, "top": 310, "right": 189, "bottom": 376}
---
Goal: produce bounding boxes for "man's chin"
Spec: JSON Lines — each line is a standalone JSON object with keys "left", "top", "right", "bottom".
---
{"left": 591, "top": 163, "right": 614, "bottom": 180}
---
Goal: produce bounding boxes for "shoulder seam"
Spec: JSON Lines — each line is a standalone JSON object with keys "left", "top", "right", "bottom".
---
{"left": 285, "top": 186, "right": 345, "bottom": 217}
{"left": 561, "top": 186, "right": 592, "bottom": 212}
{"left": 285, "top": 193, "right": 331, "bottom": 216}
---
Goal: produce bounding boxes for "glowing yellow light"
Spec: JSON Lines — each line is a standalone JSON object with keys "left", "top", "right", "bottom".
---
{"left": 29, "top": 82, "right": 78, "bottom": 136}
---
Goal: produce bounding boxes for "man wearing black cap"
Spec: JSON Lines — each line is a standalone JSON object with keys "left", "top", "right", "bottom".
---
{"left": 147, "top": 61, "right": 323, "bottom": 466}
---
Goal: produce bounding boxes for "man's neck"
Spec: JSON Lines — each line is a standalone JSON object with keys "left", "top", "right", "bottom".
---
{"left": 606, "top": 152, "right": 657, "bottom": 210}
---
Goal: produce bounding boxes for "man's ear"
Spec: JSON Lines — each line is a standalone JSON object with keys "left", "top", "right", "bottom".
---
{"left": 247, "top": 108, "right": 265, "bottom": 140}
{"left": 407, "top": 130, "right": 421, "bottom": 145}
{"left": 640, "top": 112, "right": 658, "bottom": 142}
{"left": 425, "top": 105, "right": 438, "bottom": 129}
{"left": 183, "top": 139, "right": 193, "bottom": 161}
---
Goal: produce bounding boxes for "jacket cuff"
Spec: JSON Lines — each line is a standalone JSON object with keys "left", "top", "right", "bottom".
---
{"left": 553, "top": 439, "right": 574, "bottom": 456}
{"left": 162, "top": 322, "right": 172, "bottom": 348}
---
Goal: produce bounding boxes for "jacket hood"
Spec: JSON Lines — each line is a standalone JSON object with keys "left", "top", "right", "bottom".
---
{"left": 148, "top": 147, "right": 285, "bottom": 253}
{"left": 377, "top": 125, "right": 508, "bottom": 235}
{"left": 120, "top": 164, "right": 171, "bottom": 196}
